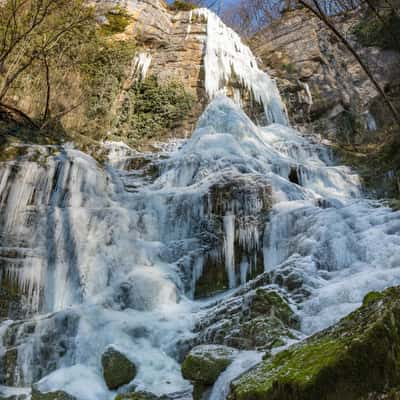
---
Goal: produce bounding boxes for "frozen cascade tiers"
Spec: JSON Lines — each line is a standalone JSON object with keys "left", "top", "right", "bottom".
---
{"left": 1, "top": 6, "right": 400, "bottom": 400}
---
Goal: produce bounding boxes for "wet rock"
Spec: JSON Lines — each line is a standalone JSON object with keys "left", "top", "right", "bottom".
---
{"left": 115, "top": 391, "right": 191, "bottom": 400}
{"left": 1, "top": 348, "right": 19, "bottom": 386}
{"left": 31, "top": 388, "right": 76, "bottom": 400}
{"left": 231, "top": 286, "right": 400, "bottom": 400}
{"left": 181, "top": 344, "right": 238, "bottom": 385}
{"left": 102, "top": 347, "right": 137, "bottom": 390}
{"left": 115, "top": 392, "right": 163, "bottom": 400}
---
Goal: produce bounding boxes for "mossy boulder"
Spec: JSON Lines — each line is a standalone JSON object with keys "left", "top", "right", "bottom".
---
{"left": 102, "top": 347, "right": 137, "bottom": 390}
{"left": 31, "top": 388, "right": 76, "bottom": 400}
{"left": 182, "top": 345, "right": 238, "bottom": 385}
{"left": 2, "top": 347, "right": 19, "bottom": 386}
{"left": 230, "top": 286, "right": 400, "bottom": 400}
{"left": 115, "top": 392, "right": 163, "bottom": 400}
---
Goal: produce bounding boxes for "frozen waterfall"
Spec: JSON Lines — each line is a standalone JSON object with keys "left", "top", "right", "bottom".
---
{"left": 191, "top": 8, "right": 288, "bottom": 125}
{"left": 1, "top": 6, "right": 400, "bottom": 400}
{"left": 1, "top": 96, "right": 400, "bottom": 400}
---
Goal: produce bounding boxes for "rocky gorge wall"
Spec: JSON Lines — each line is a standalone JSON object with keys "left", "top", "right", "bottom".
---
{"left": 251, "top": 7, "right": 400, "bottom": 143}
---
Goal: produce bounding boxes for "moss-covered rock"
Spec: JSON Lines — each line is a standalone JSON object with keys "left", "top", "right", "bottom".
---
{"left": 2, "top": 348, "right": 19, "bottom": 386}
{"left": 182, "top": 345, "right": 238, "bottom": 385}
{"left": 115, "top": 392, "right": 162, "bottom": 400}
{"left": 102, "top": 347, "right": 137, "bottom": 390}
{"left": 231, "top": 286, "right": 400, "bottom": 400}
{"left": 31, "top": 388, "right": 76, "bottom": 400}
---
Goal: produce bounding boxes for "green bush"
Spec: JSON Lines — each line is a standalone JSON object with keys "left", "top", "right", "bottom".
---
{"left": 115, "top": 75, "right": 194, "bottom": 141}
{"left": 80, "top": 38, "right": 137, "bottom": 138}
{"left": 168, "top": 1, "right": 197, "bottom": 11}
{"left": 100, "top": 6, "right": 131, "bottom": 36}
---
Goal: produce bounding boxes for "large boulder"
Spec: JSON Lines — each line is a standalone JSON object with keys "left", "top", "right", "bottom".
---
{"left": 231, "top": 286, "right": 400, "bottom": 400}
{"left": 182, "top": 345, "right": 238, "bottom": 400}
{"left": 115, "top": 392, "right": 162, "bottom": 400}
{"left": 102, "top": 347, "right": 137, "bottom": 390}
{"left": 31, "top": 388, "right": 76, "bottom": 400}
{"left": 182, "top": 345, "right": 238, "bottom": 385}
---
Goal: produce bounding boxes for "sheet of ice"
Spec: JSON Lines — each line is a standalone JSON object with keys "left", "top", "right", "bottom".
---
{"left": 194, "top": 8, "right": 288, "bottom": 125}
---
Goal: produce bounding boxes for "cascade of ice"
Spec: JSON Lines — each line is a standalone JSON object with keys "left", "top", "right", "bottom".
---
{"left": 194, "top": 8, "right": 288, "bottom": 125}
{"left": 223, "top": 214, "right": 236, "bottom": 288}
{"left": 1, "top": 94, "right": 400, "bottom": 400}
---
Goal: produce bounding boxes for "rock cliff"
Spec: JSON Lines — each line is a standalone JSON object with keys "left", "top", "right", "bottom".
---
{"left": 251, "top": 7, "right": 400, "bottom": 143}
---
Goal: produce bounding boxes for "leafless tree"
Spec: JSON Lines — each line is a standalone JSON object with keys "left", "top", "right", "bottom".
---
{"left": 0, "top": 0, "right": 95, "bottom": 127}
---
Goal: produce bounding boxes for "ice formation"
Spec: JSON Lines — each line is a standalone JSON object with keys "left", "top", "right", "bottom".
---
{"left": 1, "top": 7, "right": 400, "bottom": 400}
{"left": 131, "top": 52, "right": 152, "bottom": 81}
{"left": 1, "top": 96, "right": 400, "bottom": 400}
{"left": 193, "top": 8, "right": 288, "bottom": 125}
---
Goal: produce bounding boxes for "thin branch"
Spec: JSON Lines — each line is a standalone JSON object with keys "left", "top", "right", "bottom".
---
{"left": 42, "top": 53, "right": 50, "bottom": 122}
{"left": 0, "top": 101, "right": 39, "bottom": 128}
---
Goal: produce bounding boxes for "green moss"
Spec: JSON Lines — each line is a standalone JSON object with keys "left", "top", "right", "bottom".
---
{"left": 252, "top": 289, "right": 295, "bottom": 326}
{"left": 182, "top": 346, "right": 236, "bottom": 385}
{"left": 282, "top": 63, "right": 297, "bottom": 75}
{"left": 31, "top": 389, "right": 76, "bottom": 400}
{"left": 363, "top": 291, "right": 384, "bottom": 306}
{"left": 0, "top": 145, "right": 28, "bottom": 162}
{"left": 336, "top": 110, "right": 364, "bottom": 139}
{"left": 115, "top": 392, "right": 160, "bottom": 400}
{"left": 231, "top": 286, "right": 400, "bottom": 400}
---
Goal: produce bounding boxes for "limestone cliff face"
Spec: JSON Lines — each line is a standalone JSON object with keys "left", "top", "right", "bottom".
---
{"left": 103, "top": 0, "right": 208, "bottom": 134}
{"left": 251, "top": 8, "right": 400, "bottom": 143}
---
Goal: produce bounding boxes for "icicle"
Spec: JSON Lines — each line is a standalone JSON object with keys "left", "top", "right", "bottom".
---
{"left": 223, "top": 214, "right": 236, "bottom": 288}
